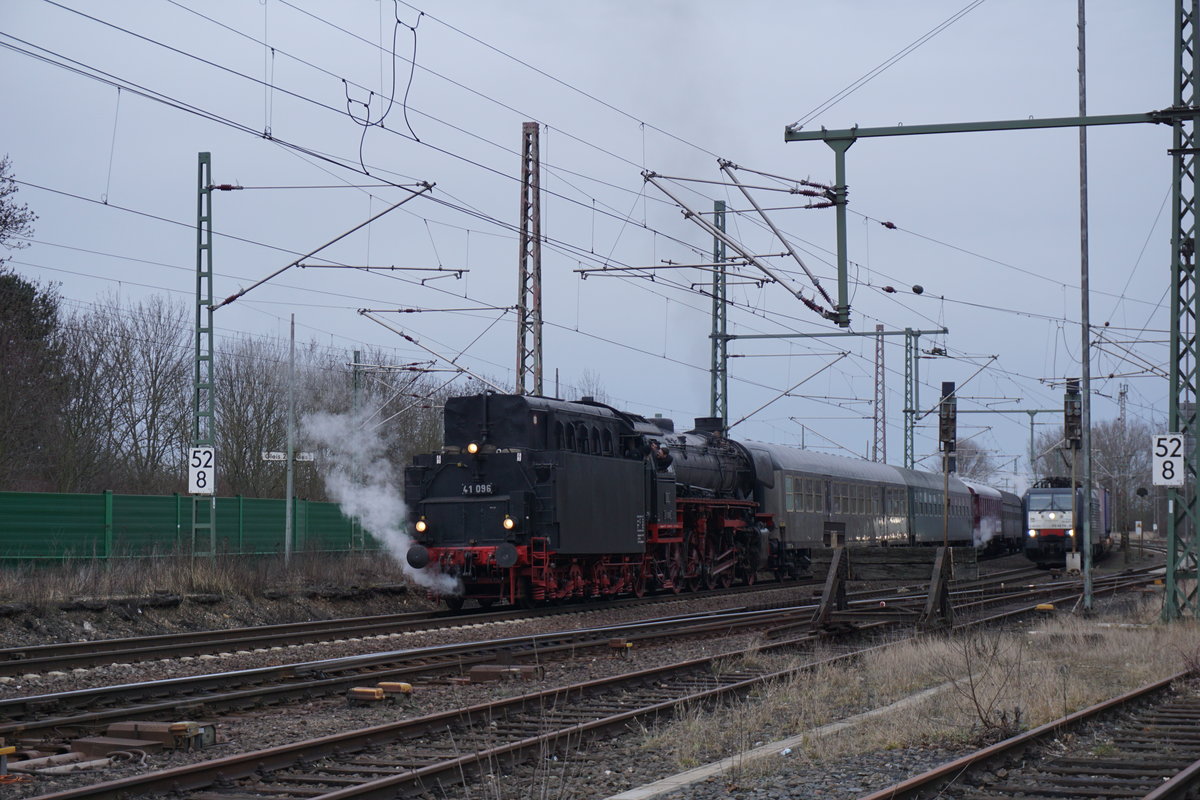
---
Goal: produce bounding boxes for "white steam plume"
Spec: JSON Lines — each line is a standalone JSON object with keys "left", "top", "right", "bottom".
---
{"left": 302, "top": 409, "right": 459, "bottom": 594}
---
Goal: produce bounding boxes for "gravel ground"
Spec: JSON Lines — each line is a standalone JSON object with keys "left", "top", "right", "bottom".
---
{"left": 0, "top": 586, "right": 429, "bottom": 650}
{"left": 6, "top": 623, "right": 827, "bottom": 799}
{"left": 1, "top": 552, "right": 1165, "bottom": 799}
{"left": 0, "top": 583, "right": 813, "bottom": 699}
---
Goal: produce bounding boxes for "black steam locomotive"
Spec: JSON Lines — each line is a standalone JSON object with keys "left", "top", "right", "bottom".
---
{"left": 404, "top": 393, "right": 1022, "bottom": 608}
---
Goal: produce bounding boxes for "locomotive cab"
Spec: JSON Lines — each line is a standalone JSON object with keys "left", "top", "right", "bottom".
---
{"left": 404, "top": 394, "right": 662, "bottom": 606}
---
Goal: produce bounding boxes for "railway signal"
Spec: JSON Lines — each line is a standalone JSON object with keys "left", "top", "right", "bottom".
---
{"left": 939, "top": 381, "right": 957, "bottom": 459}
{"left": 1064, "top": 379, "right": 1083, "bottom": 449}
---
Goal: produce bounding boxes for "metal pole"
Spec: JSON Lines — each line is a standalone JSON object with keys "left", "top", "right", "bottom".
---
{"left": 517, "top": 122, "right": 543, "bottom": 396}
{"left": 194, "top": 152, "right": 216, "bottom": 556}
{"left": 829, "top": 140, "right": 853, "bottom": 327}
{"left": 873, "top": 324, "right": 886, "bottom": 462}
{"left": 1078, "top": 0, "right": 1094, "bottom": 611}
{"left": 352, "top": 349, "right": 361, "bottom": 416}
{"left": 285, "top": 313, "right": 295, "bottom": 565}
{"left": 710, "top": 201, "right": 728, "bottom": 426}
{"left": 943, "top": 450, "right": 950, "bottom": 548}
{"left": 1071, "top": 451, "right": 1079, "bottom": 557}
{"left": 1028, "top": 410, "right": 1037, "bottom": 476}
{"left": 1165, "top": 0, "right": 1200, "bottom": 622}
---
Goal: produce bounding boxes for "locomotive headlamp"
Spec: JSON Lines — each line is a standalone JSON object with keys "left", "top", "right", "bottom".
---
{"left": 1027, "top": 529, "right": 1037, "bottom": 538}
{"left": 1068, "top": 528, "right": 1075, "bottom": 537}
{"left": 466, "top": 442, "right": 480, "bottom": 454}
{"left": 1048, "top": 512, "right": 1057, "bottom": 520}
{"left": 502, "top": 515, "right": 516, "bottom": 531}
{"left": 414, "top": 518, "right": 427, "bottom": 533}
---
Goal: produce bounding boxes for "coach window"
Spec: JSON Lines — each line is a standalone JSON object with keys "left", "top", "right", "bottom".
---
{"left": 602, "top": 430, "right": 613, "bottom": 456}
{"left": 591, "top": 429, "right": 601, "bottom": 455}
{"left": 784, "top": 476, "right": 795, "bottom": 512}
{"left": 565, "top": 424, "right": 576, "bottom": 451}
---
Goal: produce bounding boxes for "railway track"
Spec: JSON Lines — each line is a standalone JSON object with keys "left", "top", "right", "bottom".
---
{"left": 0, "top": 582, "right": 803, "bottom": 678}
{"left": 4, "top": 568, "right": 1158, "bottom": 798}
{"left": 0, "top": 564, "right": 1049, "bottom": 679}
{"left": 0, "top": 601, "right": 826, "bottom": 741}
{"left": 862, "top": 670, "right": 1200, "bottom": 800}
{"left": 1, "top": 567, "right": 1067, "bottom": 742}
{"left": 12, "top": 569, "right": 1155, "bottom": 800}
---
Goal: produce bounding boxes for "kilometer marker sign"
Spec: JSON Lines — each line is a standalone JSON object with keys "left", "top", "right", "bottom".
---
{"left": 1153, "top": 434, "right": 1185, "bottom": 487}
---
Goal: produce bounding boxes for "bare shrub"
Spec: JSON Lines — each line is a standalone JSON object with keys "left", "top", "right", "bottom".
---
{"left": 0, "top": 548, "right": 406, "bottom": 605}
{"left": 934, "top": 629, "right": 1026, "bottom": 740}
{"left": 642, "top": 597, "right": 1200, "bottom": 780}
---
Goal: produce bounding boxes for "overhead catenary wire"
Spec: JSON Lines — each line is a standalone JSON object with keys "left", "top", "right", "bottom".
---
{"left": 7, "top": 1, "right": 1171, "bottom": 455}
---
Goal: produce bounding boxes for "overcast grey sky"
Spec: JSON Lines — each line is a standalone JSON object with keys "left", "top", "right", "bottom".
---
{"left": 1, "top": 1, "right": 1174, "bottom": 489}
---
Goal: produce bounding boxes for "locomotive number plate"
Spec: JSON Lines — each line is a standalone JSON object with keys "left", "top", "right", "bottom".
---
{"left": 462, "top": 483, "right": 494, "bottom": 495}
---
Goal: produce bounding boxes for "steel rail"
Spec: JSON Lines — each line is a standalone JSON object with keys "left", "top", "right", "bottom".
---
{"left": 20, "top": 575, "right": 1157, "bottom": 800}
{"left": 858, "top": 670, "right": 1195, "bottom": 800}
{"left": 1, "top": 566, "right": 1137, "bottom": 740}
{"left": 0, "top": 580, "right": 820, "bottom": 676}
{"left": 0, "top": 602, "right": 821, "bottom": 740}
{"left": 17, "top": 631, "right": 898, "bottom": 800}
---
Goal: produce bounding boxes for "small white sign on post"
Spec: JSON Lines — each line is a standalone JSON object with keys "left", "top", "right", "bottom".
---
{"left": 262, "top": 451, "right": 315, "bottom": 462}
{"left": 188, "top": 446, "right": 216, "bottom": 495}
{"left": 1152, "top": 434, "right": 1185, "bottom": 487}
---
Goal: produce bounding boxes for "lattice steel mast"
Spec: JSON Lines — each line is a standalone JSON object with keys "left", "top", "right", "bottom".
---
{"left": 710, "top": 201, "right": 728, "bottom": 426}
{"left": 516, "top": 122, "right": 543, "bottom": 396}
{"left": 1166, "top": 0, "right": 1200, "bottom": 621}
{"left": 193, "top": 152, "right": 215, "bottom": 554}
{"left": 873, "top": 324, "right": 886, "bottom": 462}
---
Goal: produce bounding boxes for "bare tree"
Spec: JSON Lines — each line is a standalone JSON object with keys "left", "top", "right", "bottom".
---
{"left": 89, "top": 295, "right": 191, "bottom": 493}
{"left": 0, "top": 156, "right": 36, "bottom": 267}
{"left": 574, "top": 368, "right": 611, "bottom": 404}
{"left": 54, "top": 307, "right": 120, "bottom": 492}
{"left": 215, "top": 334, "right": 289, "bottom": 498}
{"left": 954, "top": 439, "right": 997, "bottom": 481}
{"left": 1033, "top": 416, "right": 1153, "bottom": 535}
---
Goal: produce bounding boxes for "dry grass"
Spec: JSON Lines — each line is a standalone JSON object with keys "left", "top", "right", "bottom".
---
{"left": 643, "top": 592, "right": 1200, "bottom": 778}
{"left": 0, "top": 549, "right": 406, "bottom": 605}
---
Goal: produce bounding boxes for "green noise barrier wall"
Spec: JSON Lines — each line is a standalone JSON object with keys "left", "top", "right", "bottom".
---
{"left": 0, "top": 491, "right": 378, "bottom": 560}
